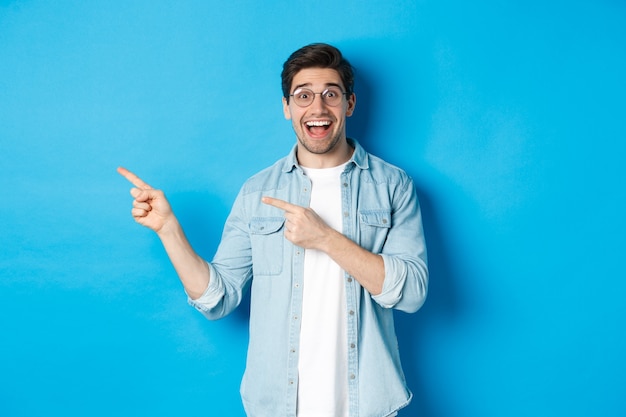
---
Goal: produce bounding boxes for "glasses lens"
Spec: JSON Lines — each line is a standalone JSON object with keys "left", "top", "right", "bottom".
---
{"left": 293, "top": 88, "right": 314, "bottom": 107}
{"left": 322, "top": 88, "right": 343, "bottom": 106}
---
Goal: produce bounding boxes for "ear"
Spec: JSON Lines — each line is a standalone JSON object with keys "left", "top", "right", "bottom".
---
{"left": 282, "top": 97, "right": 292, "bottom": 120}
{"left": 345, "top": 93, "right": 356, "bottom": 117}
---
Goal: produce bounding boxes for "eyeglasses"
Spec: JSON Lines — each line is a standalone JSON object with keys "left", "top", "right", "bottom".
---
{"left": 289, "top": 87, "right": 348, "bottom": 107}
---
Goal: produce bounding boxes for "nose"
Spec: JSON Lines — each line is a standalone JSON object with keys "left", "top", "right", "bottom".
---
{"left": 309, "top": 93, "right": 328, "bottom": 113}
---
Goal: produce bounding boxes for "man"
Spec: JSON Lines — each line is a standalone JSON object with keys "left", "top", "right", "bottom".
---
{"left": 119, "top": 43, "right": 428, "bottom": 417}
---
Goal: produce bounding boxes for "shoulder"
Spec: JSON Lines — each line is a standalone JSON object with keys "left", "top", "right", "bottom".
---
{"left": 362, "top": 152, "right": 413, "bottom": 188}
{"left": 350, "top": 139, "right": 412, "bottom": 187}
{"left": 239, "top": 155, "right": 293, "bottom": 195}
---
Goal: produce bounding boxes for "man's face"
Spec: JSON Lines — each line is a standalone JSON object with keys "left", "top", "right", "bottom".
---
{"left": 282, "top": 68, "right": 356, "bottom": 163}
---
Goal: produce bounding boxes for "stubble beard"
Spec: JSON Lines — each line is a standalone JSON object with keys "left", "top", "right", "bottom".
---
{"left": 298, "top": 134, "right": 341, "bottom": 155}
{"left": 295, "top": 123, "right": 345, "bottom": 156}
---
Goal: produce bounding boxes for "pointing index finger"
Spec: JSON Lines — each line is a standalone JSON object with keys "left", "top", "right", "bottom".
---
{"left": 262, "top": 196, "right": 298, "bottom": 212}
{"left": 117, "top": 166, "right": 153, "bottom": 190}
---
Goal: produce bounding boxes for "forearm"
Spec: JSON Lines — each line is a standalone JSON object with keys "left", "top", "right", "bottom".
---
{"left": 157, "top": 217, "right": 210, "bottom": 299}
{"left": 322, "top": 230, "right": 384, "bottom": 295}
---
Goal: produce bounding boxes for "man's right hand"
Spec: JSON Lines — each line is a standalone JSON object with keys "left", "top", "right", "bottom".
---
{"left": 117, "top": 167, "right": 174, "bottom": 234}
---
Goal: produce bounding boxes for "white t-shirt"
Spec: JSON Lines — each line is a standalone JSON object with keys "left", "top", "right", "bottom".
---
{"left": 297, "top": 163, "right": 349, "bottom": 417}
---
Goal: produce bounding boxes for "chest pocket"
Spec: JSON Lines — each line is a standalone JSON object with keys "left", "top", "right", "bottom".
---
{"left": 358, "top": 209, "right": 391, "bottom": 252}
{"left": 249, "top": 217, "right": 285, "bottom": 276}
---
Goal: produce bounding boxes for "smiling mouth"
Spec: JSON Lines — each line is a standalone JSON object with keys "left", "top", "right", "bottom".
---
{"left": 305, "top": 120, "right": 332, "bottom": 136}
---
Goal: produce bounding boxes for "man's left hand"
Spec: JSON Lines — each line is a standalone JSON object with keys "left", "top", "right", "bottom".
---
{"left": 261, "top": 196, "right": 334, "bottom": 250}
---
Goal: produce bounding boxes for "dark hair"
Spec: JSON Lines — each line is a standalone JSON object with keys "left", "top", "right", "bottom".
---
{"left": 281, "top": 43, "right": 354, "bottom": 101}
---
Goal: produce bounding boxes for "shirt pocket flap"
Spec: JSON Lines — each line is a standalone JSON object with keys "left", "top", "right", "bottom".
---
{"left": 249, "top": 217, "right": 285, "bottom": 235}
{"left": 359, "top": 209, "right": 392, "bottom": 228}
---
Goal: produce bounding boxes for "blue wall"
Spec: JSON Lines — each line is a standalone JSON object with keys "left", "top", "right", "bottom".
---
{"left": 1, "top": 1, "right": 624, "bottom": 416}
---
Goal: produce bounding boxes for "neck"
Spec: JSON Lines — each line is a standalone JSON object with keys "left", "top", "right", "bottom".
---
{"left": 297, "top": 139, "right": 354, "bottom": 169}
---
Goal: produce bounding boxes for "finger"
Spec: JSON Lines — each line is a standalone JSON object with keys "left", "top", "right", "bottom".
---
{"left": 132, "top": 200, "right": 152, "bottom": 212}
{"left": 130, "top": 187, "right": 158, "bottom": 203}
{"left": 117, "top": 166, "right": 153, "bottom": 190}
{"left": 131, "top": 207, "right": 150, "bottom": 218}
{"left": 261, "top": 196, "right": 299, "bottom": 212}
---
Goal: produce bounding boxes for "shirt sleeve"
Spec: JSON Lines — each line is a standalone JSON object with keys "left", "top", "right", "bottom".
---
{"left": 371, "top": 177, "right": 428, "bottom": 313}
{"left": 186, "top": 188, "right": 254, "bottom": 320}
{"left": 187, "top": 262, "right": 225, "bottom": 312}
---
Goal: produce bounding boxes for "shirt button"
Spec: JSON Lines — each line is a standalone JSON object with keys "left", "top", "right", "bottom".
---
{"left": 350, "top": 343, "right": 355, "bottom": 349}
{"left": 347, "top": 277, "right": 353, "bottom": 283}
{"left": 349, "top": 310, "right": 355, "bottom": 316}
{"left": 350, "top": 374, "right": 356, "bottom": 380}
{"left": 294, "top": 283, "right": 300, "bottom": 288}
{"left": 293, "top": 316, "right": 298, "bottom": 320}
{"left": 343, "top": 211, "right": 349, "bottom": 217}
{"left": 343, "top": 182, "right": 348, "bottom": 187}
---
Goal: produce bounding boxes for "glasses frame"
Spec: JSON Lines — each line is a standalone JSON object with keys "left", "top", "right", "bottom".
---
{"left": 289, "top": 87, "right": 349, "bottom": 108}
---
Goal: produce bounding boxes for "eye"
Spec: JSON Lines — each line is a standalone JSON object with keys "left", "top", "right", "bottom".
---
{"left": 294, "top": 88, "right": 312, "bottom": 100}
{"left": 324, "top": 89, "right": 339, "bottom": 99}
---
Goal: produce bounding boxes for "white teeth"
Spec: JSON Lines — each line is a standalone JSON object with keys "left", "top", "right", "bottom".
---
{"left": 306, "top": 120, "right": 331, "bottom": 127}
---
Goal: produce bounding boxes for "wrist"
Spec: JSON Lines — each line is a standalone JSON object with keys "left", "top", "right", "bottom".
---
{"left": 156, "top": 215, "right": 181, "bottom": 237}
{"left": 320, "top": 227, "right": 344, "bottom": 253}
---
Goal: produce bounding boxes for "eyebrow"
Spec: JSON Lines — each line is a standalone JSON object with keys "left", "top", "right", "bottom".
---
{"left": 292, "top": 82, "right": 344, "bottom": 92}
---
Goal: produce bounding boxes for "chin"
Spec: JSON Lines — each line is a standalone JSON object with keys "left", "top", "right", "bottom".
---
{"left": 300, "top": 135, "right": 341, "bottom": 155}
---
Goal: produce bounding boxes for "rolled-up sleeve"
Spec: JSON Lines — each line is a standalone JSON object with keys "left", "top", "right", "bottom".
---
{"left": 373, "top": 253, "right": 428, "bottom": 313}
{"left": 187, "top": 262, "right": 225, "bottom": 313}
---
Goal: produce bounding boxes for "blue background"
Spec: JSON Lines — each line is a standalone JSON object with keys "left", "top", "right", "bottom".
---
{"left": 1, "top": 1, "right": 625, "bottom": 416}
